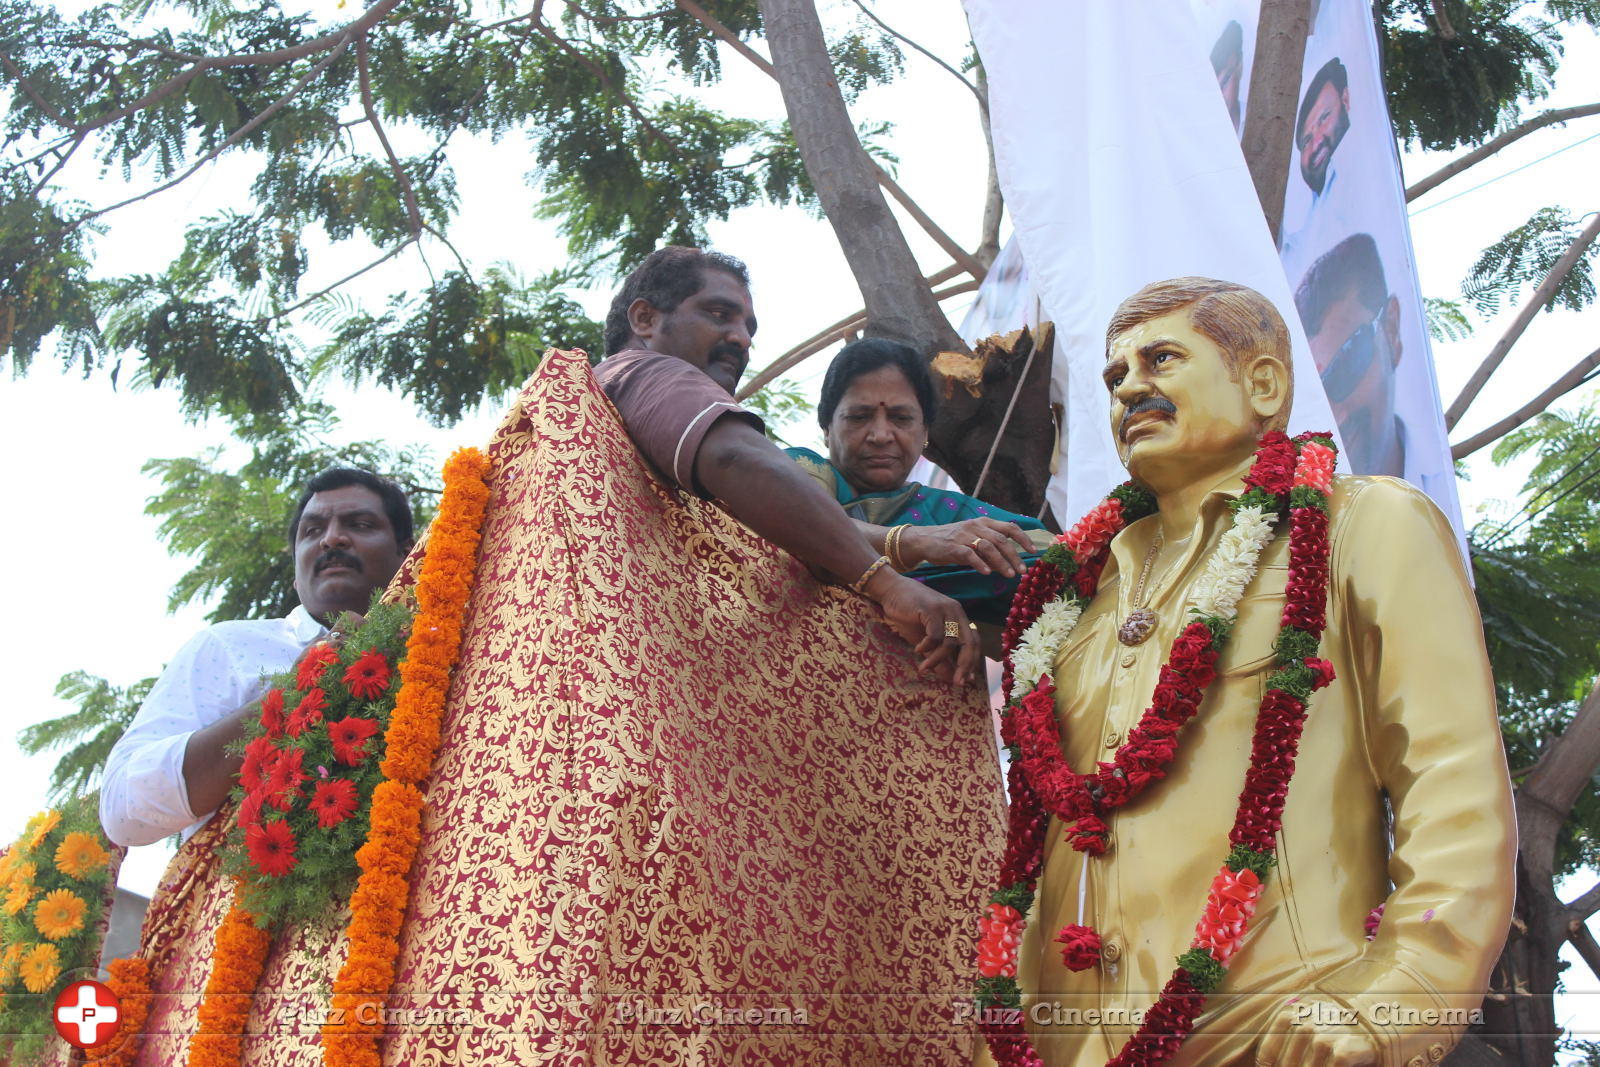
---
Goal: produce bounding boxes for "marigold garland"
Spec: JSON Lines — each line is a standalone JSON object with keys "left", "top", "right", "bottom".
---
{"left": 188, "top": 896, "right": 273, "bottom": 1067}
{"left": 182, "top": 446, "right": 491, "bottom": 1067}
{"left": 87, "top": 955, "right": 152, "bottom": 1066}
{"left": 324, "top": 446, "right": 491, "bottom": 1067}
{"left": 976, "top": 433, "right": 1339, "bottom": 1067}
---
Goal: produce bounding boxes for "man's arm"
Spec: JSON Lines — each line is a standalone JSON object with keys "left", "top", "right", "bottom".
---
{"left": 1256, "top": 479, "right": 1516, "bottom": 1067}
{"left": 695, "top": 417, "right": 982, "bottom": 684}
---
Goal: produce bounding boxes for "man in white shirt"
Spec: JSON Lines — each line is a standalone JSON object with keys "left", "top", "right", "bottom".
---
{"left": 100, "top": 468, "right": 413, "bottom": 846}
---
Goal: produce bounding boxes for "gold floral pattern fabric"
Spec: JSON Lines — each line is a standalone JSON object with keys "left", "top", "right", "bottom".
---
{"left": 127, "top": 347, "right": 1004, "bottom": 1065}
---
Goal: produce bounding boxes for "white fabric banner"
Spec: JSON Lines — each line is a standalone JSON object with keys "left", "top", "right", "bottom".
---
{"left": 1277, "top": 3, "right": 1464, "bottom": 525}
{"left": 965, "top": 0, "right": 1345, "bottom": 526}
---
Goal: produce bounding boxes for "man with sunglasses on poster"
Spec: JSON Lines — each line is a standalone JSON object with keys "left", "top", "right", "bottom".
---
{"left": 1295, "top": 233, "right": 1406, "bottom": 475}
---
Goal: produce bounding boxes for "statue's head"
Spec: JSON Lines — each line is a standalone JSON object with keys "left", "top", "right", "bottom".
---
{"left": 1103, "top": 277, "right": 1293, "bottom": 488}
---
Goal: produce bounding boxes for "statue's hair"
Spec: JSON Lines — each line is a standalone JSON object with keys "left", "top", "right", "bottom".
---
{"left": 1105, "top": 276, "right": 1293, "bottom": 433}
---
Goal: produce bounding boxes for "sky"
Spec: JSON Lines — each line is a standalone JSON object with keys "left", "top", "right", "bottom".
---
{"left": 2, "top": 0, "right": 1598, "bottom": 1046}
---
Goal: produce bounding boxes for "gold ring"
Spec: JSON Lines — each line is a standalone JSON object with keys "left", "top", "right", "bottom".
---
{"left": 970, "top": 537, "right": 984, "bottom": 548}
{"left": 943, "top": 621, "right": 960, "bottom": 638}
{"left": 969, "top": 622, "right": 978, "bottom": 630}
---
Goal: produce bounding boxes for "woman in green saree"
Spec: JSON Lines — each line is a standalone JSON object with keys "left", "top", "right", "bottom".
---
{"left": 787, "top": 338, "right": 1053, "bottom": 629}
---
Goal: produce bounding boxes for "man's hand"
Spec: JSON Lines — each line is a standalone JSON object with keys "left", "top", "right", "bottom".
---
{"left": 1255, "top": 998, "right": 1380, "bottom": 1067}
{"left": 900, "top": 518, "right": 1036, "bottom": 578}
{"left": 865, "top": 568, "right": 982, "bottom": 686}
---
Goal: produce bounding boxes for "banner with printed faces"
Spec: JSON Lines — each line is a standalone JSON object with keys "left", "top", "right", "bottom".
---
{"left": 963, "top": 0, "right": 1345, "bottom": 525}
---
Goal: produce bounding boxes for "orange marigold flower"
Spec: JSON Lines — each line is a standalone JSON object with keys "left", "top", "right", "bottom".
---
{"left": 19, "top": 942, "right": 61, "bottom": 993}
{"left": 34, "top": 888, "right": 88, "bottom": 940}
{"left": 296, "top": 643, "right": 340, "bottom": 690}
{"left": 343, "top": 650, "right": 393, "bottom": 701}
{"left": 87, "top": 955, "right": 152, "bottom": 1065}
{"left": 55, "top": 831, "right": 111, "bottom": 880}
{"left": 25, "top": 809, "right": 61, "bottom": 851}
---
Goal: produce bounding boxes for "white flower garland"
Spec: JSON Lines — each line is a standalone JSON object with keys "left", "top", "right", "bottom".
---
{"left": 1007, "top": 505, "right": 1280, "bottom": 702}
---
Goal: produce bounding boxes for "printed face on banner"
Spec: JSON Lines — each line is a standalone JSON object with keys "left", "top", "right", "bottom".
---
{"left": 1210, "top": 20, "right": 1246, "bottom": 133}
{"left": 1296, "top": 60, "right": 1352, "bottom": 196}
{"left": 1295, "top": 233, "right": 1405, "bottom": 475}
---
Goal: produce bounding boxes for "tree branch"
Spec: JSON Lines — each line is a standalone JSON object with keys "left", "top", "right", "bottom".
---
{"left": 524, "top": 5, "right": 679, "bottom": 153}
{"left": 267, "top": 237, "right": 417, "bottom": 321}
{"left": 75, "top": 37, "right": 355, "bottom": 226}
{"left": 1406, "top": 103, "right": 1600, "bottom": 202}
{"left": 674, "top": 0, "right": 984, "bottom": 281}
{"left": 1445, "top": 211, "right": 1600, "bottom": 429}
{"left": 973, "top": 57, "right": 1002, "bottom": 270}
{"left": 1565, "top": 881, "right": 1600, "bottom": 923}
{"left": 30, "top": 130, "right": 87, "bottom": 196}
{"left": 1451, "top": 342, "right": 1600, "bottom": 459}
{"left": 67, "top": 0, "right": 403, "bottom": 135}
{"left": 0, "top": 50, "right": 72, "bottom": 127}
{"left": 357, "top": 32, "right": 422, "bottom": 236}
{"left": 736, "top": 263, "right": 971, "bottom": 399}
{"left": 844, "top": 0, "right": 981, "bottom": 106}
{"left": 1569, "top": 922, "right": 1600, "bottom": 985}
{"left": 1519, "top": 676, "right": 1600, "bottom": 883}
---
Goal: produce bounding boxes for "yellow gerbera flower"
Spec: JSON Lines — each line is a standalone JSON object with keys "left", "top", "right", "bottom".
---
{"left": 18, "top": 943, "right": 61, "bottom": 994}
{"left": 54, "top": 832, "right": 110, "bottom": 880}
{"left": 24, "top": 809, "right": 61, "bottom": 851}
{"left": 33, "top": 889, "right": 87, "bottom": 941}
{"left": 0, "top": 848, "right": 16, "bottom": 885}
{"left": 0, "top": 943, "right": 22, "bottom": 984}
{"left": 3, "top": 881, "right": 33, "bottom": 916}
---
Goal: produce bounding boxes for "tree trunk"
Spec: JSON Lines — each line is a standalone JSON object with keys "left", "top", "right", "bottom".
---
{"left": 758, "top": 0, "right": 1055, "bottom": 517}
{"left": 1239, "top": 0, "right": 1311, "bottom": 242}
{"left": 757, "top": 0, "right": 964, "bottom": 357}
{"left": 1477, "top": 677, "right": 1600, "bottom": 1064}
{"left": 974, "top": 60, "right": 1003, "bottom": 271}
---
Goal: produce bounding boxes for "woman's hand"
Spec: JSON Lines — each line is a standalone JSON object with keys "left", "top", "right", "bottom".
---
{"left": 899, "top": 518, "right": 1036, "bottom": 578}
{"left": 864, "top": 568, "right": 982, "bottom": 686}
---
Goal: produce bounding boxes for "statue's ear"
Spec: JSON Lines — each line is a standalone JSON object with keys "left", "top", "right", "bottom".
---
{"left": 1242, "top": 350, "right": 1290, "bottom": 426}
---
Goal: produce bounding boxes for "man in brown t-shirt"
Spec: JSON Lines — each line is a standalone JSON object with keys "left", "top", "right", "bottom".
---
{"left": 595, "top": 245, "right": 983, "bottom": 685}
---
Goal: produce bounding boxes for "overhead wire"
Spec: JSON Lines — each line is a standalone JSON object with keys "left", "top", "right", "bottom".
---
{"left": 1477, "top": 436, "right": 1600, "bottom": 550}
{"left": 1409, "top": 130, "right": 1600, "bottom": 218}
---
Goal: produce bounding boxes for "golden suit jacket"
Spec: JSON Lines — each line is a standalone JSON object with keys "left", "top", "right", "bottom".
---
{"left": 1018, "top": 471, "right": 1516, "bottom": 1067}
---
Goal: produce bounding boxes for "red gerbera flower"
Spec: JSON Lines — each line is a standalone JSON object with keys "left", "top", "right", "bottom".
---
{"left": 237, "top": 789, "right": 265, "bottom": 833}
{"left": 239, "top": 735, "right": 276, "bottom": 793}
{"left": 327, "top": 716, "right": 380, "bottom": 766}
{"left": 342, "top": 650, "right": 392, "bottom": 701}
{"left": 286, "top": 688, "right": 328, "bottom": 738}
{"left": 258, "top": 688, "right": 286, "bottom": 735}
{"left": 308, "top": 779, "right": 360, "bottom": 829}
{"left": 263, "top": 747, "right": 307, "bottom": 811}
{"left": 245, "top": 818, "right": 298, "bottom": 878}
{"left": 295, "top": 643, "right": 339, "bottom": 691}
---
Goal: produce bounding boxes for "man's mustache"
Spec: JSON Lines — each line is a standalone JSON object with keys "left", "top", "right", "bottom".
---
{"left": 315, "top": 549, "right": 363, "bottom": 574}
{"left": 1120, "top": 396, "right": 1177, "bottom": 440}
{"left": 712, "top": 343, "right": 746, "bottom": 369}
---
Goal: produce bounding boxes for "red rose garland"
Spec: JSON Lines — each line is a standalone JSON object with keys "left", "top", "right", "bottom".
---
{"left": 974, "top": 433, "right": 1339, "bottom": 1067}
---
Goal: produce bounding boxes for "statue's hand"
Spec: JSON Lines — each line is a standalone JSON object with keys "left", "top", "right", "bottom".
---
{"left": 900, "top": 518, "right": 1034, "bottom": 577}
{"left": 1256, "top": 998, "right": 1381, "bottom": 1067}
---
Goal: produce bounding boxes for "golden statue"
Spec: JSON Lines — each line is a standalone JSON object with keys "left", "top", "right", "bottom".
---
{"left": 984, "top": 277, "right": 1514, "bottom": 1067}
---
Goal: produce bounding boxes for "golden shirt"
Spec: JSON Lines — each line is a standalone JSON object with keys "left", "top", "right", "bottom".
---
{"left": 1018, "top": 469, "right": 1515, "bottom": 1067}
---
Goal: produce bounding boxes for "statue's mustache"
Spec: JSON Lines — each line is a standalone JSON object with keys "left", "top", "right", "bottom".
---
{"left": 1120, "top": 396, "right": 1177, "bottom": 440}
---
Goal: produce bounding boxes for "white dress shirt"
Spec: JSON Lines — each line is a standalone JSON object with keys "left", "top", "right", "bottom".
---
{"left": 99, "top": 606, "right": 326, "bottom": 846}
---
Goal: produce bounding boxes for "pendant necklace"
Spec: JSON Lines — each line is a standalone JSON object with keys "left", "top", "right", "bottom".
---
{"left": 1117, "top": 530, "right": 1163, "bottom": 646}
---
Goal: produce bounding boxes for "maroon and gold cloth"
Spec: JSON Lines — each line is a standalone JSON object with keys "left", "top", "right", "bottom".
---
{"left": 129, "top": 347, "right": 1003, "bottom": 1065}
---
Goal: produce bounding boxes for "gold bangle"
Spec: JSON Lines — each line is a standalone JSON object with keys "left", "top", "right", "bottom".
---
{"left": 886, "top": 523, "right": 912, "bottom": 570}
{"left": 851, "top": 554, "right": 893, "bottom": 594}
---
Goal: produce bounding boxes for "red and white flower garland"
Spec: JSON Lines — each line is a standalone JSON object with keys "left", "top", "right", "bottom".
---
{"left": 973, "top": 432, "right": 1339, "bottom": 1067}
